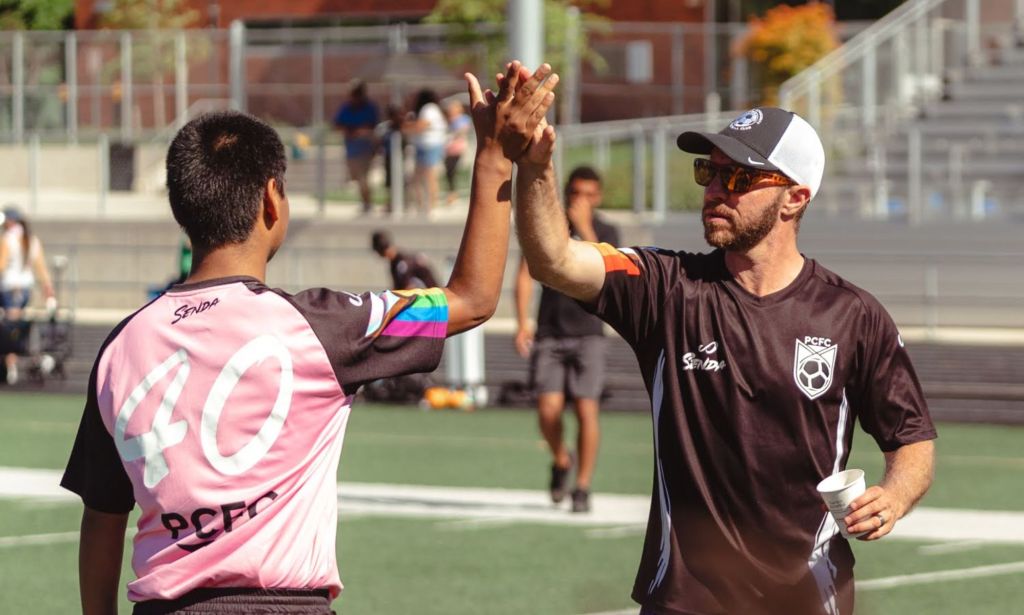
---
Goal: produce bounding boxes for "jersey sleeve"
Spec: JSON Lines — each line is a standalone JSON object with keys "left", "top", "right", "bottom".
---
{"left": 61, "top": 361, "right": 136, "bottom": 514}
{"left": 286, "top": 287, "right": 448, "bottom": 395}
{"left": 851, "top": 299, "right": 937, "bottom": 451}
{"left": 581, "top": 244, "right": 672, "bottom": 348}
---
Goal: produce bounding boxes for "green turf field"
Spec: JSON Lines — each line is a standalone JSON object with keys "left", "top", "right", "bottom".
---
{"left": 1, "top": 392, "right": 1022, "bottom": 614}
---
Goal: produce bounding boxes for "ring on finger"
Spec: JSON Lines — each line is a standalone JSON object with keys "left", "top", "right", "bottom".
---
{"left": 876, "top": 512, "right": 886, "bottom": 528}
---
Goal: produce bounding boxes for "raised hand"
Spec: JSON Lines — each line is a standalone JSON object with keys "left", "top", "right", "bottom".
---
{"left": 494, "top": 62, "right": 559, "bottom": 163}
{"left": 519, "top": 116, "right": 556, "bottom": 167}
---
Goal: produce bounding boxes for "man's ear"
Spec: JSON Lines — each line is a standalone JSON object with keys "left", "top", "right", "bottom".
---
{"left": 262, "top": 178, "right": 282, "bottom": 225}
{"left": 781, "top": 185, "right": 811, "bottom": 219}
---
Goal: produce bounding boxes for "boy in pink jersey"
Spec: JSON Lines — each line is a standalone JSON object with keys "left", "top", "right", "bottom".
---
{"left": 61, "top": 62, "right": 559, "bottom": 614}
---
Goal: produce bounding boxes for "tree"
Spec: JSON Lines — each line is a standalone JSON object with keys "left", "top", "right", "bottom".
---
{"left": 0, "top": 0, "right": 74, "bottom": 30}
{"left": 425, "top": 0, "right": 609, "bottom": 116}
{"left": 736, "top": 2, "right": 840, "bottom": 105}
{"left": 99, "top": 0, "right": 203, "bottom": 130}
{"left": 98, "top": 0, "right": 199, "bottom": 30}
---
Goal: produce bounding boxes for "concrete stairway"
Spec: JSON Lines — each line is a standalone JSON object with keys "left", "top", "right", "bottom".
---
{"left": 832, "top": 42, "right": 1024, "bottom": 219}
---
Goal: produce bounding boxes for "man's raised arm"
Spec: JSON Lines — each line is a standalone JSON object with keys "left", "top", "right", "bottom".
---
{"left": 506, "top": 72, "right": 607, "bottom": 304}
{"left": 444, "top": 62, "right": 559, "bottom": 335}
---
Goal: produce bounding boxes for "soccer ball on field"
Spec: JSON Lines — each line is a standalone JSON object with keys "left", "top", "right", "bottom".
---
{"left": 798, "top": 356, "right": 831, "bottom": 391}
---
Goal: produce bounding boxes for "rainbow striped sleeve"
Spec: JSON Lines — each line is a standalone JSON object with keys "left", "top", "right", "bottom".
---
{"left": 592, "top": 242, "right": 642, "bottom": 276}
{"left": 377, "top": 288, "right": 449, "bottom": 339}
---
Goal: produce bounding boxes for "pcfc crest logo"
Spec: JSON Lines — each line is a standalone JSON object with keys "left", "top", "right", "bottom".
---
{"left": 793, "top": 338, "right": 837, "bottom": 400}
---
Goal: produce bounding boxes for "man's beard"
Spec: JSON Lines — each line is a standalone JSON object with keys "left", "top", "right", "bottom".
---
{"left": 703, "top": 193, "right": 784, "bottom": 252}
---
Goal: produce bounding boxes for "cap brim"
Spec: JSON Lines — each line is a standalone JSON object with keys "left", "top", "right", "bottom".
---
{"left": 676, "top": 131, "right": 779, "bottom": 171}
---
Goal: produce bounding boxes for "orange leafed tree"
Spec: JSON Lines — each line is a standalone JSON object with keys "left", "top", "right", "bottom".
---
{"left": 737, "top": 2, "right": 840, "bottom": 105}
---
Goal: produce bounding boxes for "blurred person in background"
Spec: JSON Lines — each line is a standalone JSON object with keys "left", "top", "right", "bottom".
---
{"left": 509, "top": 95, "right": 935, "bottom": 615}
{"left": 514, "top": 166, "right": 619, "bottom": 514}
{"left": 60, "top": 61, "right": 558, "bottom": 615}
{"left": 0, "top": 205, "right": 55, "bottom": 385}
{"left": 375, "top": 103, "right": 410, "bottom": 214}
{"left": 370, "top": 229, "right": 440, "bottom": 290}
{"left": 333, "top": 80, "right": 379, "bottom": 214}
{"left": 407, "top": 89, "right": 447, "bottom": 216}
{"left": 443, "top": 99, "right": 473, "bottom": 205}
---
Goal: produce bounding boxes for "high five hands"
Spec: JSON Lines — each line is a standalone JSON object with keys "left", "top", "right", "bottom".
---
{"left": 464, "top": 61, "right": 559, "bottom": 166}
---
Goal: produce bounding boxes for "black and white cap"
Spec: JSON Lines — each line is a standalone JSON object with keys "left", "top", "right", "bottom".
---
{"left": 677, "top": 107, "right": 825, "bottom": 200}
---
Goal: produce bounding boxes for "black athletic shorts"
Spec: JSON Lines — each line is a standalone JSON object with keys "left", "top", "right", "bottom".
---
{"left": 132, "top": 588, "right": 334, "bottom": 615}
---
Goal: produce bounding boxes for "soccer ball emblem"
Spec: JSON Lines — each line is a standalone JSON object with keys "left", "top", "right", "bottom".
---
{"left": 798, "top": 356, "right": 831, "bottom": 391}
{"left": 729, "top": 109, "right": 763, "bottom": 130}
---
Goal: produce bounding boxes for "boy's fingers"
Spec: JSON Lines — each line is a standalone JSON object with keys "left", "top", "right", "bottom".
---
{"left": 465, "top": 73, "right": 483, "bottom": 107}
{"left": 498, "top": 61, "right": 522, "bottom": 102}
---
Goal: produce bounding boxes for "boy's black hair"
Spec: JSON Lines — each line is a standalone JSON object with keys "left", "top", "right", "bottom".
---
{"left": 166, "top": 111, "right": 286, "bottom": 250}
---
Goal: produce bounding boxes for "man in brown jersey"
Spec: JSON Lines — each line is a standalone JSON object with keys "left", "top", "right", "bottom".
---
{"left": 503, "top": 80, "right": 936, "bottom": 615}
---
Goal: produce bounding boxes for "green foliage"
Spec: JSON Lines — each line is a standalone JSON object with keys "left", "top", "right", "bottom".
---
{"left": 425, "top": 0, "right": 609, "bottom": 90}
{"left": 98, "top": 0, "right": 206, "bottom": 90}
{"left": 98, "top": 0, "right": 199, "bottom": 30}
{"left": 0, "top": 0, "right": 74, "bottom": 30}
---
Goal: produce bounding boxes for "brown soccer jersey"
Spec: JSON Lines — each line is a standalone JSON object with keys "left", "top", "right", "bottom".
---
{"left": 582, "top": 245, "right": 936, "bottom": 615}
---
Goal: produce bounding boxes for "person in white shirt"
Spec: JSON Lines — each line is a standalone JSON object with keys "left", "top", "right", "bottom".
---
{"left": 0, "top": 206, "right": 55, "bottom": 384}
{"left": 407, "top": 89, "right": 448, "bottom": 216}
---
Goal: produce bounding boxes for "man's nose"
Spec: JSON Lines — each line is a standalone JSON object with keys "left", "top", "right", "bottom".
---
{"left": 705, "top": 172, "right": 728, "bottom": 200}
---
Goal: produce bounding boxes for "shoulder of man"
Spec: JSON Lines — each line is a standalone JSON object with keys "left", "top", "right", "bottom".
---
{"left": 807, "top": 258, "right": 885, "bottom": 316}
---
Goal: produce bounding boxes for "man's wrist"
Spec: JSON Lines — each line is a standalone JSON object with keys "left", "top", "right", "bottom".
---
{"left": 515, "top": 159, "right": 553, "bottom": 177}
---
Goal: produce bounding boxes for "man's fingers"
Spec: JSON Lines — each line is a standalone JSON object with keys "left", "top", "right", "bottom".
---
{"left": 847, "top": 485, "right": 883, "bottom": 511}
{"left": 465, "top": 73, "right": 484, "bottom": 108}
{"left": 528, "top": 91, "right": 556, "bottom": 127}
{"left": 515, "top": 63, "right": 552, "bottom": 102}
{"left": 538, "top": 124, "right": 556, "bottom": 155}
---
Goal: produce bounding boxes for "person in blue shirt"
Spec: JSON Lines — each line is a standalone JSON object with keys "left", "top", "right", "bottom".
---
{"left": 333, "top": 80, "right": 380, "bottom": 214}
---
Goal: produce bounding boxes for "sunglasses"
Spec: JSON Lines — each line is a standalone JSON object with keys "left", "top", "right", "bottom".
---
{"left": 693, "top": 158, "right": 794, "bottom": 193}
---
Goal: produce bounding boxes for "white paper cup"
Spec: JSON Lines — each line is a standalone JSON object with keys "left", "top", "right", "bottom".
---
{"left": 816, "top": 469, "right": 867, "bottom": 539}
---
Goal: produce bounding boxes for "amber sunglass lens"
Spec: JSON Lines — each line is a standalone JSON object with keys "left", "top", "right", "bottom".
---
{"left": 730, "top": 169, "right": 752, "bottom": 192}
{"left": 693, "top": 160, "right": 713, "bottom": 186}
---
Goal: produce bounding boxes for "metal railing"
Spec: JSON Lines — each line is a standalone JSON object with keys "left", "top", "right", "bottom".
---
{"left": 778, "top": 0, "right": 1024, "bottom": 223}
{"left": 37, "top": 241, "right": 1024, "bottom": 332}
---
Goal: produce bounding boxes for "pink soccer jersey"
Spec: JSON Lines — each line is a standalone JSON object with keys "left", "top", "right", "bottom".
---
{"left": 61, "top": 276, "right": 448, "bottom": 601}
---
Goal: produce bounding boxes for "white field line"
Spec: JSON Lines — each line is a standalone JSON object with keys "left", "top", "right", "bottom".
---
{"left": 859, "top": 560, "right": 1024, "bottom": 590}
{"left": 585, "top": 525, "right": 647, "bottom": 539}
{"left": 3, "top": 467, "right": 1024, "bottom": 543}
{"left": 0, "top": 531, "right": 79, "bottom": 548}
{"left": 918, "top": 539, "right": 994, "bottom": 555}
{"left": 0, "top": 527, "right": 137, "bottom": 549}
{"left": 432, "top": 517, "right": 521, "bottom": 531}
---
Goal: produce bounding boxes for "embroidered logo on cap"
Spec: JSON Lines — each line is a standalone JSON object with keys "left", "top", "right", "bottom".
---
{"left": 729, "top": 109, "right": 763, "bottom": 131}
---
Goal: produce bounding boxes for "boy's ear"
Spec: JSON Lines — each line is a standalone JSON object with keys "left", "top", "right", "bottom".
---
{"left": 263, "top": 178, "right": 282, "bottom": 223}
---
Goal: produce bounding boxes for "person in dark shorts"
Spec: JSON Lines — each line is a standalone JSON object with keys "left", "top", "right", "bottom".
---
{"left": 514, "top": 166, "right": 619, "bottom": 513}
{"left": 60, "top": 61, "right": 559, "bottom": 615}
{"left": 370, "top": 229, "right": 440, "bottom": 290}
{"left": 507, "top": 88, "right": 936, "bottom": 615}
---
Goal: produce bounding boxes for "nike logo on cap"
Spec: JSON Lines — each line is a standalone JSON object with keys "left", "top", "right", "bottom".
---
{"left": 747, "top": 157, "right": 765, "bottom": 166}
